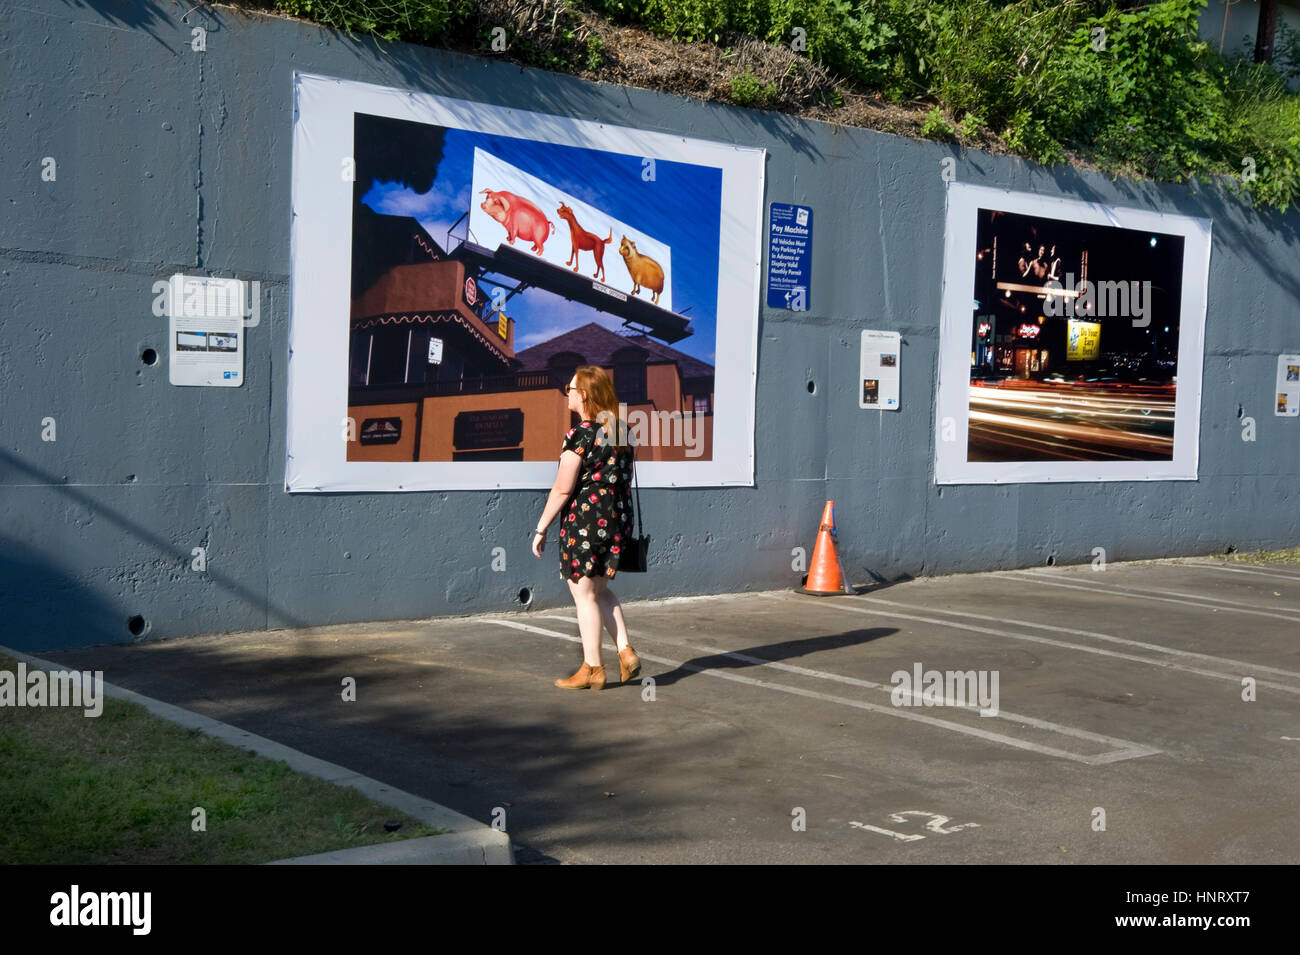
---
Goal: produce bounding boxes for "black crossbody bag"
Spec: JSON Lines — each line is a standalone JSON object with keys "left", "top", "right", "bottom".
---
{"left": 619, "top": 440, "right": 651, "bottom": 572}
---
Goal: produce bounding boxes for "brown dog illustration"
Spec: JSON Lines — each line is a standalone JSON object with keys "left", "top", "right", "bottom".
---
{"left": 618, "top": 236, "right": 664, "bottom": 305}
{"left": 556, "top": 203, "right": 612, "bottom": 283}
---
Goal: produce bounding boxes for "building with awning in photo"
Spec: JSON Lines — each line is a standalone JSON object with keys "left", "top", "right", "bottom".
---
{"left": 512, "top": 321, "right": 714, "bottom": 462}
{"left": 346, "top": 208, "right": 713, "bottom": 463}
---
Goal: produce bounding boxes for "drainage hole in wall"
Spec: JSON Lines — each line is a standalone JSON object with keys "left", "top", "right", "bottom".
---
{"left": 806, "top": 379, "right": 816, "bottom": 394}
{"left": 1046, "top": 555, "right": 1056, "bottom": 567}
{"left": 141, "top": 348, "right": 158, "bottom": 366}
{"left": 518, "top": 587, "right": 533, "bottom": 606}
{"left": 127, "top": 615, "right": 147, "bottom": 636}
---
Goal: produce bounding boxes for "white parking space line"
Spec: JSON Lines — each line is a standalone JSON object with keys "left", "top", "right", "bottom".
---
{"left": 1183, "top": 562, "right": 1300, "bottom": 583}
{"left": 492, "top": 617, "right": 1160, "bottom": 765}
{"left": 547, "top": 615, "right": 1160, "bottom": 751}
{"left": 823, "top": 596, "right": 1300, "bottom": 680}
{"left": 993, "top": 571, "right": 1300, "bottom": 622}
{"left": 752, "top": 593, "right": 1300, "bottom": 697}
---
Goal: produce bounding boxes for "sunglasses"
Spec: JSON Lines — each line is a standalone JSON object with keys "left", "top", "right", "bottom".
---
{"left": 563, "top": 385, "right": 583, "bottom": 396}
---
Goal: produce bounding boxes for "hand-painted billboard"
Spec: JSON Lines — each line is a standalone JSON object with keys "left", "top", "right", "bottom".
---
{"left": 469, "top": 149, "right": 674, "bottom": 312}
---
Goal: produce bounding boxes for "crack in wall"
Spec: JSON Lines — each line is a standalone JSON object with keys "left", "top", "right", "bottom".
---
{"left": 194, "top": 19, "right": 205, "bottom": 269}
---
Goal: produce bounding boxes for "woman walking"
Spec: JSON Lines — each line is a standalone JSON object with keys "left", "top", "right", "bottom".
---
{"left": 531, "top": 365, "right": 639, "bottom": 691}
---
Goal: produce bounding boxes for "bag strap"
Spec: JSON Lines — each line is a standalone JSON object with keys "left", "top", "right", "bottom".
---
{"left": 630, "top": 437, "right": 644, "bottom": 538}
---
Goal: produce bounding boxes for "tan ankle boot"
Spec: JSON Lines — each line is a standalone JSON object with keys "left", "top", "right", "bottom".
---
{"left": 555, "top": 662, "right": 606, "bottom": 691}
{"left": 618, "top": 646, "right": 641, "bottom": 683}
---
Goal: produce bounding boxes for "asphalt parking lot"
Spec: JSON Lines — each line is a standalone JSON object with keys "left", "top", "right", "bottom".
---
{"left": 43, "top": 556, "right": 1300, "bottom": 864}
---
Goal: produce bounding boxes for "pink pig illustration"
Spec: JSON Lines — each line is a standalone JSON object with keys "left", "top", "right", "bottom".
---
{"left": 479, "top": 189, "right": 555, "bottom": 255}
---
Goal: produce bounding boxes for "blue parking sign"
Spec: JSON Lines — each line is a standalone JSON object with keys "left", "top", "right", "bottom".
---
{"left": 767, "top": 203, "right": 812, "bottom": 311}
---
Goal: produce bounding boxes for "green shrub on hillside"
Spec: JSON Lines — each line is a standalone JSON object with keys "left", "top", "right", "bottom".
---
{"left": 597, "top": 0, "right": 1300, "bottom": 210}
{"left": 250, "top": 0, "right": 1300, "bottom": 211}
{"left": 731, "top": 67, "right": 779, "bottom": 107}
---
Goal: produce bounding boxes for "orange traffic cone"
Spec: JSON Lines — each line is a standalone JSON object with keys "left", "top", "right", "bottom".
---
{"left": 797, "top": 501, "right": 856, "bottom": 596}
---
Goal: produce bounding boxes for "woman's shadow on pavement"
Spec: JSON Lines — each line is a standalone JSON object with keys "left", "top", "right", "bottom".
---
{"left": 647, "top": 626, "right": 898, "bottom": 688}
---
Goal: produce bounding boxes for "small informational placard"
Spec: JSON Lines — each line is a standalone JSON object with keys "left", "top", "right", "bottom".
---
{"left": 767, "top": 202, "right": 812, "bottom": 311}
{"left": 167, "top": 274, "right": 245, "bottom": 387}
{"left": 428, "top": 336, "right": 444, "bottom": 364}
{"left": 453, "top": 409, "right": 525, "bottom": 450}
{"left": 1276, "top": 353, "right": 1300, "bottom": 417}
{"left": 860, "top": 330, "right": 901, "bottom": 410}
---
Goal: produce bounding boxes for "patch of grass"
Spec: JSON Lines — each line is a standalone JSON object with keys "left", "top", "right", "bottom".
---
{"left": 1223, "top": 546, "right": 1300, "bottom": 564}
{"left": 920, "top": 106, "right": 956, "bottom": 139}
{"left": 730, "top": 67, "right": 777, "bottom": 107}
{"left": 957, "top": 108, "right": 986, "bottom": 139}
{"left": 273, "top": 0, "right": 467, "bottom": 43}
{"left": 585, "top": 31, "right": 606, "bottom": 71}
{"left": 0, "top": 654, "right": 447, "bottom": 864}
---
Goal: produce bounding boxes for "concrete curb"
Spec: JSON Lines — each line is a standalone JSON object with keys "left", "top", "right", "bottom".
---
{"left": 268, "top": 832, "right": 503, "bottom": 865}
{"left": 0, "top": 645, "right": 514, "bottom": 865}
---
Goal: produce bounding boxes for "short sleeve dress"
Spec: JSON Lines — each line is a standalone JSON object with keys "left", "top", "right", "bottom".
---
{"left": 558, "top": 419, "right": 635, "bottom": 582}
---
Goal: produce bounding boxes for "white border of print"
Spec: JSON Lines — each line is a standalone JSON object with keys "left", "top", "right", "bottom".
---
{"left": 287, "top": 72, "right": 765, "bottom": 492}
{"left": 934, "top": 181, "right": 1212, "bottom": 485}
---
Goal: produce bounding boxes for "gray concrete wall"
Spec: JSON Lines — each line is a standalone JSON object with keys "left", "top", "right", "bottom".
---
{"left": 3, "top": 0, "right": 1298, "bottom": 651}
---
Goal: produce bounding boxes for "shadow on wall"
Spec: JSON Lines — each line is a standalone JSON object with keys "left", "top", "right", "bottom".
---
{"left": 68, "top": 0, "right": 829, "bottom": 164}
{"left": 62, "top": 0, "right": 199, "bottom": 41}
{"left": 0, "top": 449, "right": 308, "bottom": 651}
{"left": 0, "top": 533, "right": 123, "bottom": 652}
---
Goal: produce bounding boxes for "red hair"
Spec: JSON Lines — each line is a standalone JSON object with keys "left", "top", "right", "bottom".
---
{"left": 573, "top": 365, "right": 626, "bottom": 447}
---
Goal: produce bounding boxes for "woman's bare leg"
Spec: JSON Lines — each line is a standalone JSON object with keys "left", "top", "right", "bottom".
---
{"left": 567, "top": 576, "right": 604, "bottom": 667}
{"left": 593, "top": 577, "right": 630, "bottom": 650}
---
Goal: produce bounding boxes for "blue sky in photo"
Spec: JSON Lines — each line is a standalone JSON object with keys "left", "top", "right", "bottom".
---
{"left": 360, "top": 125, "right": 722, "bottom": 365}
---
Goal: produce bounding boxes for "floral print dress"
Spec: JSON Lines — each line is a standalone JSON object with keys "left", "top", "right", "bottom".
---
{"left": 558, "top": 419, "right": 635, "bottom": 582}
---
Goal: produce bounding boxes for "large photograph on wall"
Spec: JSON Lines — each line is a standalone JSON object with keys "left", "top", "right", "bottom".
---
{"left": 287, "top": 72, "right": 765, "bottom": 491}
{"left": 935, "top": 183, "right": 1212, "bottom": 484}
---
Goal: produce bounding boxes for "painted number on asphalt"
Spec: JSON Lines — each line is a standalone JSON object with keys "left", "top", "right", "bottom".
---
{"left": 849, "top": 811, "right": 979, "bottom": 842}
